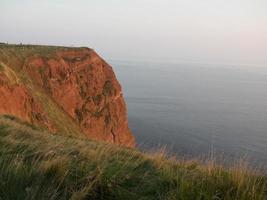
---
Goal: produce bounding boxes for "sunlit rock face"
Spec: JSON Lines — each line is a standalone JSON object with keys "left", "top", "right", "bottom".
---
{"left": 0, "top": 45, "right": 135, "bottom": 147}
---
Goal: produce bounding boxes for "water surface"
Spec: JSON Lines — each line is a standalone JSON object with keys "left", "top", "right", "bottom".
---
{"left": 111, "top": 60, "right": 267, "bottom": 165}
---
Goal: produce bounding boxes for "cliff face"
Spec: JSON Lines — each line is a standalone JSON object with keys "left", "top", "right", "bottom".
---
{"left": 0, "top": 44, "right": 135, "bottom": 147}
{"left": 0, "top": 64, "right": 54, "bottom": 130}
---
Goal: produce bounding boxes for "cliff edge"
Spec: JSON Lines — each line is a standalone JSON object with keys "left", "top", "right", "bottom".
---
{"left": 0, "top": 44, "right": 135, "bottom": 147}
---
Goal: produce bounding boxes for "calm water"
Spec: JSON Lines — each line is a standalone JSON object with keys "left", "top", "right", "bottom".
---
{"left": 111, "top": 60, "right": 267, "bottom": 165}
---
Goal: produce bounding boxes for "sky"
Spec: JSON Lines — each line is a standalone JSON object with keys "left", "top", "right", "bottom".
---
{"left": 0, "top": 0, "right": 266, "bottom": 65}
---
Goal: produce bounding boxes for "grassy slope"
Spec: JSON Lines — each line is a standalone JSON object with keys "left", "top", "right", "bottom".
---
{"left": 0, "top": 44, "right": 84, "bottom": 136}
{"left": 0, "top": 116, "right": 266, "bottom": 200}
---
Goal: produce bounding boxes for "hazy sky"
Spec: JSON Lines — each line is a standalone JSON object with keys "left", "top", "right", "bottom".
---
{"left": 0, "top": 0, "right": 266, "bottom": 65}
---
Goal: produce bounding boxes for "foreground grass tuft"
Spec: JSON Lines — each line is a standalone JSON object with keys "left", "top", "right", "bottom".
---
{"left": 0, "top": 116, "right": 266, "bottom": 200}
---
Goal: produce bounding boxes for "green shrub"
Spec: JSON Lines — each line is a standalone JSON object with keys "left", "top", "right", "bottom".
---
{"left": 103, "top": 81, "right": 114, "bottom": 96}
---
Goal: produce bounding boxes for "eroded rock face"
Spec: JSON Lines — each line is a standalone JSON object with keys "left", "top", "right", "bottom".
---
{"left": 0, "top": 66, "right": 54, "bottom": 130}
{"left": 0, "top": 46, "right": 135, "bottom": 147}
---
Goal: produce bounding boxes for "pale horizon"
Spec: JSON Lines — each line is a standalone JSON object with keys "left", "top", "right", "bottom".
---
{"left": 1, "top": 0, "right": 266, "bottom": 66}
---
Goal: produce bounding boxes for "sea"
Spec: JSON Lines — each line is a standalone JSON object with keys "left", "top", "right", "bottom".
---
{"left": 110, "top": 60, "right": 267, "bottom": 167}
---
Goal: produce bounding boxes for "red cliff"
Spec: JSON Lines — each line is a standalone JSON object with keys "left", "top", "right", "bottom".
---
{"left": 0, "top": 44, "right": 135, "bottom": 147}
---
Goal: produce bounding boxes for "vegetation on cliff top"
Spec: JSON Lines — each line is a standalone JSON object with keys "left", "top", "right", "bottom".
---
{"left": 0, "top": 115, "right": 266, "bottom": 200}
{"left": 0, "top": 44, "right": 87, "bottom": 136}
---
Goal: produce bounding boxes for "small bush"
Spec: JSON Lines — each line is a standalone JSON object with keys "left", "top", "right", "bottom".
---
{"left": 103, "top": 81, "right": 114, "bottom": 96}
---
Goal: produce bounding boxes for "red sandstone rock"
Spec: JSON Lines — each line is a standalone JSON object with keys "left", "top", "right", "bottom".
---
{"left": 0, "top": 72, "right": 54, "bottom": 131}
{"left": 0, "top": 46, "right": 135, "bottom": 147}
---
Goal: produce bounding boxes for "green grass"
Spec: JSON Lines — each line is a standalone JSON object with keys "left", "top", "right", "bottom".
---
{"left": 0, "top": 116, "right": 266, "bottom": 200}
{"left": 0, "top": 43, "right": 89, "bottom": 57}
{"left": 0, "top": 44, "right": 84, "bottom": 136}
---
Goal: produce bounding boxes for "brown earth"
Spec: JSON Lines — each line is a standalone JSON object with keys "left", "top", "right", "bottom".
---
{"left": 0, "top": 44, "right": 135, "bottom": 147}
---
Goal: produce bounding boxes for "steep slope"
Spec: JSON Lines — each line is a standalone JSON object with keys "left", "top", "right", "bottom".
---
{"left": 0, "top": 44, "right": 135, "bottom": 147}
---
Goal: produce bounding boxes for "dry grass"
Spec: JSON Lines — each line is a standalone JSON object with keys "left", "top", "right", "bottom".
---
{"left": 0, "top": 116, "right": 266, "bottom": 200}
{"left": 0, "top": 62, "right": 20, "bottom": 84}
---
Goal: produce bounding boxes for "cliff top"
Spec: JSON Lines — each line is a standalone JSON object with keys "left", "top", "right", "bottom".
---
{"left": 0, "top": 42, "right": 91, "bottom": 49}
